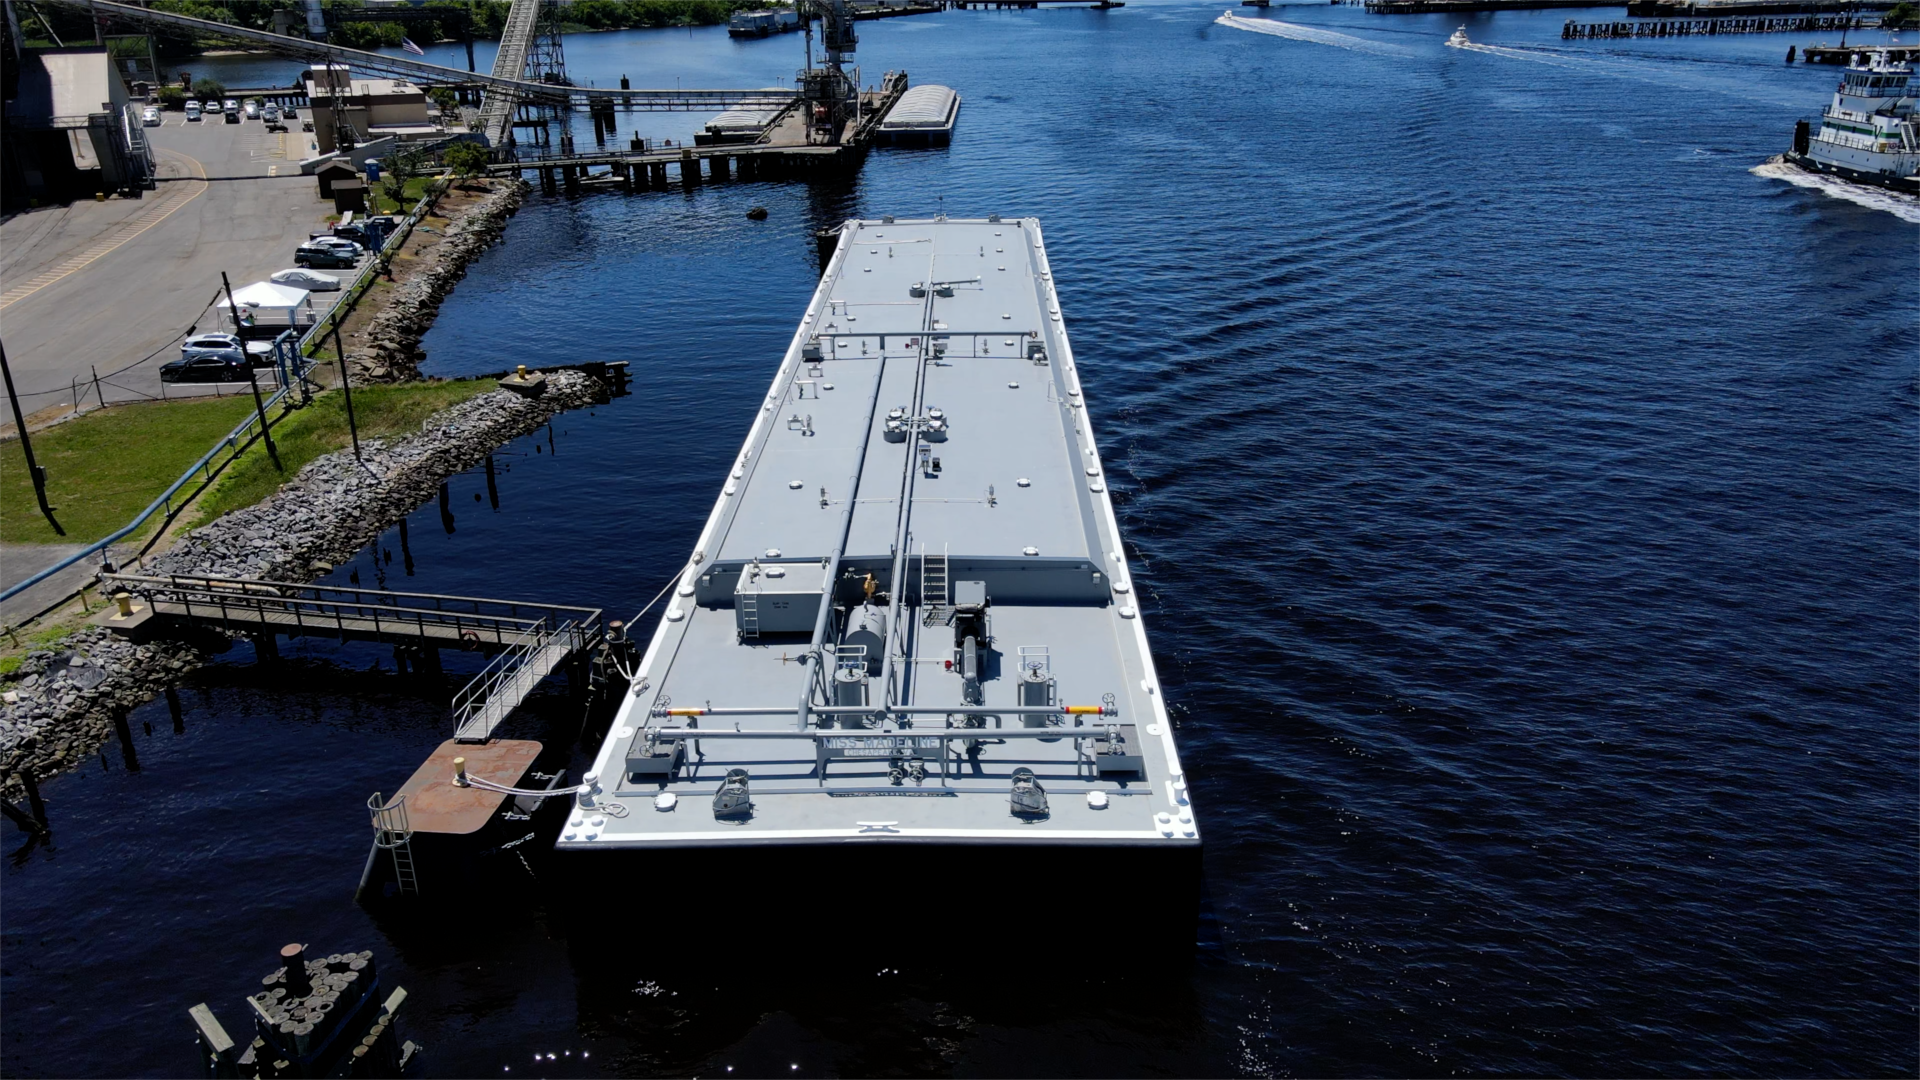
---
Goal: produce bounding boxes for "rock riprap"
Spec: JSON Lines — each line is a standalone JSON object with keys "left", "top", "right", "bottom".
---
{"left": 0, "top": 372, "right": 601, "bottom": 799}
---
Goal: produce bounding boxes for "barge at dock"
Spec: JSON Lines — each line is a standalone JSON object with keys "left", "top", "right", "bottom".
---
{"left": 565, "top": 218, "right": 1197, "bottom": 853}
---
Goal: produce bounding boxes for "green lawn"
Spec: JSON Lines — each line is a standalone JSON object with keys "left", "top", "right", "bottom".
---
{"left": 190, "top": 379, "right": 496, "bottom": 527}
{"left": 1, "top": 397, "right": 259, "bottom": 545}
{"left": 373, "top": 176, "right": 438, "bottom": 214}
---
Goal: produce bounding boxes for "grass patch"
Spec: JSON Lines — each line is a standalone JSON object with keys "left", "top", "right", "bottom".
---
{"left": 0, "top": 623, "right": 81, "bottom": 678}
{"left": 189, "top": 379, "right": 496, "bottom": 527}
{"left": 373, "top": 176, "right": 437, "bottom": 214}
{"left": 1, "top": 397, "right": 260, "bottom": 545}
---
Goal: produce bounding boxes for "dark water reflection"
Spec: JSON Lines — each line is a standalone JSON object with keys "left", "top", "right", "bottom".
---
{"left": 6, "top": 4, "right": 1917, "bottom": 1076}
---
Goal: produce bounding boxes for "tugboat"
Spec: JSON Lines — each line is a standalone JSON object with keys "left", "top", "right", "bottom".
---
{"left": 1446, "top": 25, "right": 1470, "bottom": 47}
{"left": 1784, "top": 49, "right": 1920, "bottom": 194}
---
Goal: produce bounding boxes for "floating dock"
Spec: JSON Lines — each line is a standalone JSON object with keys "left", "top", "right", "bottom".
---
{"left": 563, "top": 217, "right": 1196, "bottom": 851}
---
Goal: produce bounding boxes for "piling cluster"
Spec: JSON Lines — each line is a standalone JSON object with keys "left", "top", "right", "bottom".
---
{"left": 348, "top": 179, "right": 529, "bottom": 384}
{"left": 0, "top": 372, "right": 600, "bottom": 803}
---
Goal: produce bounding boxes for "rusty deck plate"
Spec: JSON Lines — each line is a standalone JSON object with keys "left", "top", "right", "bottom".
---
{"left": 394, "top": 739, "right": 543, "bottom": 835}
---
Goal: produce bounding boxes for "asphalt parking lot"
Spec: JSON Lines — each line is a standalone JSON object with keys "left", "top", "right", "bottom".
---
{"left": 0, "top": 109, "right": 350, "bottom": 412}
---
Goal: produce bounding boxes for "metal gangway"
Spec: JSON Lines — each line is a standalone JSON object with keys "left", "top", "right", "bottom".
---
{"left": 48, "top": 0, "right": 794, "bottom": 118}
{"left": 99, "top": 573, "right": 603, "bottom": 738}
{"left": 477, "top": 0, "right": 545, "bottom": 148}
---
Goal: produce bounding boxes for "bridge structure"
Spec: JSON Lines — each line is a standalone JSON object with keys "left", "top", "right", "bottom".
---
{"left": 49, "top": 0, "right": 795, "bottom": 122}
{"left": 96, "top": 573, "right": 606, "bottom": 742}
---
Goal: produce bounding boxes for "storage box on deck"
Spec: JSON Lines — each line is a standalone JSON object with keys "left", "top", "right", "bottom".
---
{"left": 734, "top": 562, "right": 826, "bottom": 634}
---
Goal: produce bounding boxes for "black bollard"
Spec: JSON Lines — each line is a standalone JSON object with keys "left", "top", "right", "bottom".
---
{"left": 166, "top": 686, "right": 184, "bottom": 733}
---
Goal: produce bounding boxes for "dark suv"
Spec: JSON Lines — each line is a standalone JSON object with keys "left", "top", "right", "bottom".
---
{"left": 160, "top": 354, "right": 249, "bottom": 383}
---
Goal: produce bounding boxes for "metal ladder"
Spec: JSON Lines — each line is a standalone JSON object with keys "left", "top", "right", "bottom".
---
{"left": 920, "top": 543, "right": 950, "bottom": 626}
{"left": 367, "top": 793, "right": 419, "bottom": 896}
{"left": 739, "top": 589, "right": 760, "bottom": 639}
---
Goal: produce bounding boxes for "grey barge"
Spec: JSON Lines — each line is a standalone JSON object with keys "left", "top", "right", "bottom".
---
{"left": 565, "top": 217, "right": 1196, "bottom": 852}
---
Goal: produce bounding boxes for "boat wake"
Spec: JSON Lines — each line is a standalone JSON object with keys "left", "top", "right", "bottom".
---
{"left": 1751, "top": 158, "right": 1920, "bottom": 222}
{"left": 1216, "top": 12, "right": 1414, "bottom": 58}
{"left": 1454, "top": 41, "right": 1803, "bottom": 108}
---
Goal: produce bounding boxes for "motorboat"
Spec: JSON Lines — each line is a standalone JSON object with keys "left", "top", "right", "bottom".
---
{"left": 1446, "top": 26, "right": 1470, "bottom": 48}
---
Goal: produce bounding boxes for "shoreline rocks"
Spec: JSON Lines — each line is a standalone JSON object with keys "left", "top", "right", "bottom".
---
{"left": 349, "top": 179, "right": 528, "bottom": 383}
{"left": 0, "top": 371, "right": 602, "bottom": 800}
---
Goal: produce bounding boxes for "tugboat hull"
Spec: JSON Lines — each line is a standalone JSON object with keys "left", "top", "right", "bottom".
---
{"left": 1783, "top": 151, "right": 1920, "bottom": 196}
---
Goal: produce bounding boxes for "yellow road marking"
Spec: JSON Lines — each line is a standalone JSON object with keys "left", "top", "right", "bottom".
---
{"left": 0, "top": 149, "right": 208, "bottom": 311}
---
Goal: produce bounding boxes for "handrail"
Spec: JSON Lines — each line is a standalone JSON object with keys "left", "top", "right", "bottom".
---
{"left": 105, "top": 572, "right": 602, "bottom": 622}
{"left": 452, "top": 619, "right": 570, "bottom": 741}
{"left": 0, "top": 363, "right": 312, "bottom": 607}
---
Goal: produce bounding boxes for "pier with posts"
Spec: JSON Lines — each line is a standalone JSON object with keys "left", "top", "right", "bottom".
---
{"left": 1563, "top": 13, "right": 1883, "bottom": 36}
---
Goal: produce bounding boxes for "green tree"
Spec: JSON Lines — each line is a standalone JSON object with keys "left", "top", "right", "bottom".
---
{"left": 380, "top": 144, "right": 432, "bottom": 208}
{"left": 428, "top": 86, "right": 460, "bottom": 114}
{"left": 442, "top": 140, "right": 490, "bottom": 179}
{"left": 192, "top": 76, "right": 225, "bottom": 99}
{"left": 156, "top": 85, "right": 189, "bottom": 109}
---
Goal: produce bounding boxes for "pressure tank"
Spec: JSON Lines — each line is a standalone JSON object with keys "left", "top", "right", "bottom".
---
{"left": 840, "top": 603, "right": 887, "bottom": 675}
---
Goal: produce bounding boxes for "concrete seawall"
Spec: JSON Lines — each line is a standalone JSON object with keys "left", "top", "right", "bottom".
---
{"left": 0, "top": 371, "right": 601, "bottom": 797}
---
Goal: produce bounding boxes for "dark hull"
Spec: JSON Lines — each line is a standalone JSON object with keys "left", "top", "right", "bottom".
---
{"left": 1784, "top": 150, "right": 1920, "bottom": 195}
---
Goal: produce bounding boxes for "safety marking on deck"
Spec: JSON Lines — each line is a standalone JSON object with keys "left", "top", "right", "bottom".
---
{"left": 0, "top": 149, "right": 208, "bottom": 311}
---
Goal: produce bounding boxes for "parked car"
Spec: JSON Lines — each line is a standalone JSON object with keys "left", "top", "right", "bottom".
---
{"left": 331, "top": 223, "right": 371, "bottom": 247}
{"left": 222, "top": 98, "right": 238, "bottom": 114}
{"left": 243, "top": 100, "right": 260, "bottom": 119}
{"left": 224, "top": 108, "right": 240, "bottom": 124}
{"left": 160, "top": 354, "right": 249, "bottom": 384}
{"left": 141, "top": 106, "right": 161, "bottom": 126}
{"left": 262, "top": 104, "right": 280, "bottom": 122}
{"left": 294, "top": 243, "right": 358, "bottom": 269}
{"left": 282, "top": 105, "right": 297, "bottom": 119}
{"left": 270, "top": 268, "right": 342, "bottom": 291}
{"left": 180, "top": 333, "right": 246, "bottom": 362}
{"left": 184, "top": 101, "right": 202, "bottom": 121}
{"left": 306, "top": 235, "right": 366, "bottom": 257}
{"left": 202, "top": 99, "right": 220, "bottom": 114}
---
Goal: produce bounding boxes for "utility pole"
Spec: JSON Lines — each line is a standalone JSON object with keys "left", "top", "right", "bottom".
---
{"left": 332, "top": 323, "right": 361, "bottom": 460}
{"left": 244, "top": 365, "right": 282, "bottom": 472}
{"left": 0, "top": 342, "right": 64, "bottom": 536}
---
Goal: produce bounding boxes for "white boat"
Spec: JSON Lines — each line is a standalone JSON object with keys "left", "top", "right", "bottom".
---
{"left": 1446, "top": 26, "right": 1470, "bottom": 48}
{"left": 1785, "top": 49, "right": 1919, "bottom": 195}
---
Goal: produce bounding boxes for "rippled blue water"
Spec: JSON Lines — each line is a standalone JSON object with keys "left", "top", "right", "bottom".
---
{"left": 5, "top": 4, "right": 1916, "bottom": 1076}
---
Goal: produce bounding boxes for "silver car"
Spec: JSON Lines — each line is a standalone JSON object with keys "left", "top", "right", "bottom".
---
{"left": 181, "top": 333, "right": 246, "bottom": 363}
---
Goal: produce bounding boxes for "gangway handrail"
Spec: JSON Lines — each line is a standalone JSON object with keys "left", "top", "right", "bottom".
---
{"left": 0, "top": 359, "right": 313, "bottom": 609}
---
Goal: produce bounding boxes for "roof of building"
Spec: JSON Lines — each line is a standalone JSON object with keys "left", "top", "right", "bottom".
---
{"left": 9, "top": 48, "right": 128, "bottom": 123}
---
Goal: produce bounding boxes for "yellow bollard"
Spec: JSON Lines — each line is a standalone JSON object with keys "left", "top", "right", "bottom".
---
{"left": 114, "top": 592, "right": 134, "bottom": 617}
{"left": 516, "top": 364, "right": 529, "bottom": 382}
{"left": 453, "top": 756, "right": 468, "bottom": 786}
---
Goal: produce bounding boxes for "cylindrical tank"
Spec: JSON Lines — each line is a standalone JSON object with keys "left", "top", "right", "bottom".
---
{"left": 841, "top": 603, "right": 887, "bottom": 675}
{"left": 834, "top": 666, "right": 868, "bottom": 713}
{"left": 1019, "top": 664, "right": 1052, "bottom": 726}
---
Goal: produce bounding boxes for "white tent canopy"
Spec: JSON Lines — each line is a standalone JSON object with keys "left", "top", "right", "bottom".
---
{"left": 222, "top": 280, "right": 317, "bottom": 332}
{"left": 227, "top": 280, "right": 313, "bottom": 312}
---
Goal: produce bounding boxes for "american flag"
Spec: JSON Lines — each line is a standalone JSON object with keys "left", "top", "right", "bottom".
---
{"left": 401, "top": 37, "right": 425, "bottom": 56}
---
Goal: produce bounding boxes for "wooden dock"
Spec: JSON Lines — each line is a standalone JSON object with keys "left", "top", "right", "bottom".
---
{"left": 493, "top": 72, "right": 911, "bottom": 196}
{"left": 95, "top": 573, "right": 605, "bottom": 739}
{"left": 1563, "top": 13, "right": 1880, "bottom": 36}
{"left": 1802, "top": 44, "right": 1919, "bottom": 62}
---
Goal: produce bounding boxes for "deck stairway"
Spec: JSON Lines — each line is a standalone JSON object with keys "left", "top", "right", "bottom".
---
{"left": 920, "top": 543, "right": 950, "bottom": 625}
